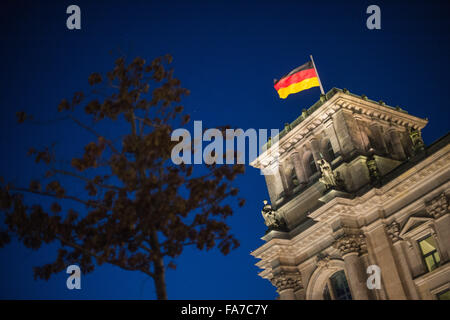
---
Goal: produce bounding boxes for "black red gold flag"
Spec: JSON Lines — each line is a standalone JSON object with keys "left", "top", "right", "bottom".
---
{"left": 274, "top": 61, "right": 320, "bottom": 99}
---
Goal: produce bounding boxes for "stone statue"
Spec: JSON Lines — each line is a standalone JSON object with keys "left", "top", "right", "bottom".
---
{"left": 261, "top": 200, "right": 287, "bottom": 231}
{"left": 316, "top": 253, "right": 331, "bottom": 269}
{"left": 409, "top": 128, "right": 425, "bottom": 153}
{"left": 261, "top": 200, "right": 276, "bottom": 227}
{"left": 317, "top": 159, "right": 336, "bottom": 188}
{"left": 317, "top": 158, "right": 345, "bottom": 191}
{"left": 366, "top": 152, "right": 381, "bottom": 186}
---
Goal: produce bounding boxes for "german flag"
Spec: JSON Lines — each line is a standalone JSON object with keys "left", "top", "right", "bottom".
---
{"left": 274, "top": 61, "right": 320, "bottom": 99}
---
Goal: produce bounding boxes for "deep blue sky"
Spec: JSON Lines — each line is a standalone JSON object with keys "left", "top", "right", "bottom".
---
{"left": 0, "top": 0, "right": 449, "bottom": 299}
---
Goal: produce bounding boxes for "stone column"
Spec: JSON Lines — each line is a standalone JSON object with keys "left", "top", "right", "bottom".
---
{"left": 309, "top": 138, "right": 321, "bottom": 171}
{"left": 332, "top": 111, "right": 357, "bottom": 158}
{"left": 278, "top": 161, "right": 290, "bottom": 196}
{"left": 386, "top": 222, "right": 420, "bottom": 299}
{"left": 270, "top": 271, "right": 302, "bottom": 300}
{"left": 369, "top": 122, "right": 388, "bottom": 154}
{"left": 359, "top": 253, "right": 378, "bottom": 299}
{"left": 335, "top": 234, "right": 370, "bottom": 300}
{"left": 263, "top": 167, "right": 284, "bottom": 204}
{"left": 366, "top": 223, "right": 407, "bottom": 299}
{"left": 354, "top": 115, "right": 370, "bottom": 152}
{"left": 324, "top": 119, "right": 342, "bottom": 159}
{"left": 387, "top": 127, "right": 406, "bottom": 160}
{"left": 290, "top": 151, "right": 307, "bottom": 185}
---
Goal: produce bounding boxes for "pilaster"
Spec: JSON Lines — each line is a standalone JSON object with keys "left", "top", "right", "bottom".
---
{"left": 270, "top": 270, "right": 303, "bottom": 300}
{"left": 334, "top": 233, "right": 370, "bottom": 299}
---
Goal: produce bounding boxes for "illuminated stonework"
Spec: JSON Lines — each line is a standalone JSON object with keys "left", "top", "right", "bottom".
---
{"left": 250, "top": 88, "right": 450, "bottom": 300}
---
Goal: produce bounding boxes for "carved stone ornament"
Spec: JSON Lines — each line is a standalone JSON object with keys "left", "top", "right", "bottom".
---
{"left": 334, "top": 233, "right": 367, "bottom": 256}
{"left": 359, "top": 234, "right": 368, "bottom": 255}
{"left": 426, "top": 193, "right": 449, "bottom": 219}
{"left": 316, "top": 253, "right": 331, "bottom": 269}
{"left": 386, "top": 221, "right": 401, "bottom": 243}
{"left": 409, "top": 128, "right": 425, "bottom": 154}
{"left": 270, "top": 271, "right": 302, "bottom": 292}
{"left": 366, "top": 152, "right": 381, "bottom": 186}
{"left": 261, "top": 200, "right": 287, "bottom": 231}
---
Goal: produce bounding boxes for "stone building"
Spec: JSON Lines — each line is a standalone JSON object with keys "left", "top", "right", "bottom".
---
{"left": 250, "top": 88, "right": 450, "bottom": 300}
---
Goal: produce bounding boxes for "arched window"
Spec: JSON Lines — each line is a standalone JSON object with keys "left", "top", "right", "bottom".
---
{"left": 325, "top": 140, "right": 336, "bottom": 162}
{"left": 308, "top": 154, "right": 317, "bottom": 175}
{"left": 322, "top": 270, "right": 352, "bottom": 300}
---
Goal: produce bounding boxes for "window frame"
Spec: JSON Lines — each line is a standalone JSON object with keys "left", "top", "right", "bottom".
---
{"left": 398, "top": 217, "right": 444, "bottom": 276}
{"left": 430, "top": 282, "right": 450, "bottom": 300}
{"left": 436, "top": 288, "right": 450, "bottom": 300}
{"left": 322, "top": 270, "right": 352, "bottom": 300}
{"left": 417, "top": 234, "right": 441, "bottom": 273}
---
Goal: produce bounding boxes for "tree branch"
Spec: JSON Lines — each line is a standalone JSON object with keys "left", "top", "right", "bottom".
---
{"left": 55, "top": 235, "right": 155, "bottom": 278}
{"left": 68, "top": 115, "right": 120, "bottom": 154}
{"left": 51, "top": 169, "right": 121, "bottom": 191}
{"left": 11, "top": 187, "right": 107, "bottom": 210}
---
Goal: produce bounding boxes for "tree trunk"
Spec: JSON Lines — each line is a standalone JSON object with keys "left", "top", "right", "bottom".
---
{"left": 149, "top": 228, "right": 167, "bottom": 300}
{"left": 153, "top": 256, "right": 167, "bottom": 300}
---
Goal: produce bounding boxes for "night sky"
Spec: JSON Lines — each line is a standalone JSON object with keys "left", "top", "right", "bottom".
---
{"left": 0, "top": 0, "right": 449, "bottom": 299}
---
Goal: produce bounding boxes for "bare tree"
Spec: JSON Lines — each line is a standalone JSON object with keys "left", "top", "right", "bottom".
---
{"left": 0, "top": 55, "right": 245, "bottom": 299}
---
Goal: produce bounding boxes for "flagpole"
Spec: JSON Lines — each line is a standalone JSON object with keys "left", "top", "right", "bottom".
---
{"left": 310, "top": 54, "right": 325, "bottom": 95}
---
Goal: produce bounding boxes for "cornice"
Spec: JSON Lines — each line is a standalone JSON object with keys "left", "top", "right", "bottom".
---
{"left": 250, "top": 90, "right": 428, "bottom": 169}
{"left": 334, "top": 94, "right": 428, "bottom": 130}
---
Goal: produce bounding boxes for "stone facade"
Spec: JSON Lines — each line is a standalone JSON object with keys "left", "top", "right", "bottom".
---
{"left": 250, "top": 88, "right": 450, "bottom": 300}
